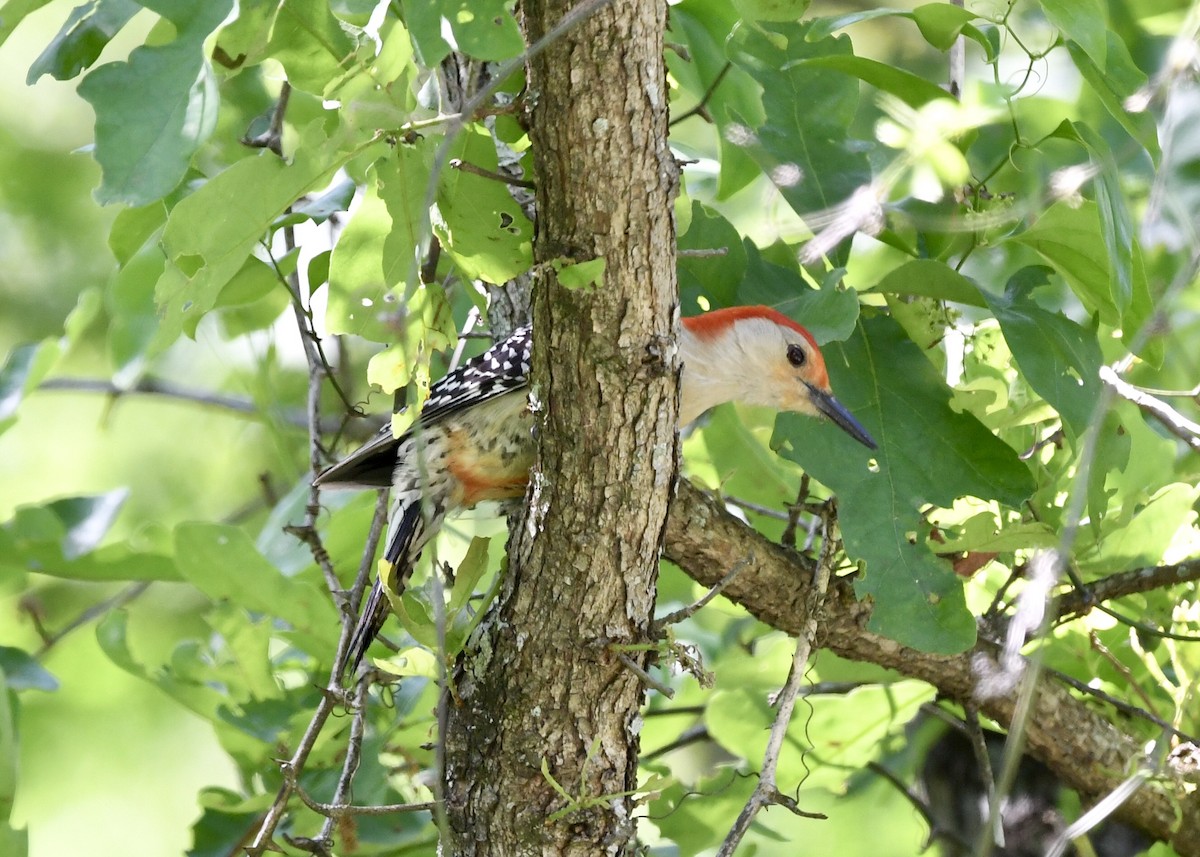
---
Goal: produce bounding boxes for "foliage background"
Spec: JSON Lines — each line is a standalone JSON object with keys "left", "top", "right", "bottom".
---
{"left": 0, "top": 0, "right": 1197, "bottom": 855}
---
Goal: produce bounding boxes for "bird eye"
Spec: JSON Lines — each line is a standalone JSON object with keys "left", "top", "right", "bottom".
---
{"left": 786, "top": 344, "right": 807, "bottom": 368}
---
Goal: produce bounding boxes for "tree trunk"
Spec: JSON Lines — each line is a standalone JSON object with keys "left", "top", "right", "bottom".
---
{"left": 443, "top": 0, "right": 678, "bottom": 853}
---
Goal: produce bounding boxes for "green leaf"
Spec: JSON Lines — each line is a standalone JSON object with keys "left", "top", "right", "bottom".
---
{"left": 107, "top": 200, "right": 166, "bottom": 265}
{"left": 400, "top": 0, "right": 451, "bottom": 65}
{"left": 0, "top": 648, "right": 57, "bottom": 692}
{"left": 911, "top": 3, "right": 984, "bottom": 54}
{"left": 552, "top": 257, "right": 605, "bottom": 290}
{"left": 96, "top": 611, "right": 227, "bottom": 718}
{"left": 0, "top": 339, "right": 61, "bottom": 435}
{"left": 266, "top": 0, "right": 356, "bottom": 95}
{"left": 154, "top": 120, "right": 383, "bottom": 352}
{"left": 443, "top": 0, "right": 523, "bottom": 61}
{"left": 77, "top": 0, "right": 233, "bottom": 205}
{"left": 732, "top": 0, "right": 809, "bottom": 23}
{"left": 327, "top": 181, "right": 399, "bottom": 342}
{"left": 378, "top": 138, "right": 436, "bottom": 292}
{"left": 982, "top": 267, "right": 1103, "bottom": 440}
{"left": 677, "top": 203, "right": 748, "bottom": 310}
{"left": 650, "top": 768, "right": 754, "bottom": 856}
{"left": 672, "top": 0, "right": 767, "bottom": 200}
{"left": 1066, "top": 34, "right": 1158, "bottom": 162}
{"left": 107, "top": 246, "right": 163, "bottom": 384}
{"left": 773, "top": 316, "right": 1035, "bottom": 653}
{"left": 795, "top": 55, "right": 952, "bottom": 108}
{"left": 448, "top": 537, "right": 491, "bottom": 614}
{"left": 1040, "top": 0, "right": 1106, "bottom": 68}
{"left": 1009, "top": 201, "right": 1158, "bottom": 365}
{"left": 736, "top": 243, "right": 860, "bottom": 344}
{"left": 806, "top": 8, "right": 905, "bottom": 42}
{"left": 173, "top": 522, "right": 341, "bottom": 654}
{"left": 48, "top": 490, "right": 128, "bottom": 559}
{"left": 1077, "top": 483, "right": 1200, "bottom": 575}
{"left": 0, "top": 491, "right": 179, "bottom": 582}
{"left": 215, "top": 256, "right": 290, "bottom": 339}
{"left": 272, "top": 177, "right": 356, "bottom": 228}
{"left": 1047, "top": 120, "right": 1135, "bottom": 314}
{"left": 27, "top": 0, "right": 140, "bottom": 83}
{"left": 212, "top": 0, "right": 277, "bottom": 70}
{"left": 1009, "top": 201, "right": 1110, "bottom": 315}
{"left": 435, "top": 127, "right": 534, "bottom": 283}
{"left": 870, "top": 259, "right": 986, "bottom": 307}
{"left": 187, "top": 789, "right": 273, "bottom": 857}
{"left": 727, "top": 21, "right": 871, "bottom": 264}
{"left": 0, "top": 656, "right": 24, "bottom": 857}
{"left": 0, "top": 0, "right": 56, "bottom": 49}
{"left": 706, "top": 681, "right": 934, "bottom": 792}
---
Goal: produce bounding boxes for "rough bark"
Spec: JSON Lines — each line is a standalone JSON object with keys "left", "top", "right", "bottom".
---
{"left": 443, "top": 0, "right": 678, "bottom": 853}
{"left": 663, "top": 478, "right": 1200, "bottom": 857}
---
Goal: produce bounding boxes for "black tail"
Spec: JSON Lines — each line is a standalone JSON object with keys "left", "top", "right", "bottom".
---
{"left": 344, "top": 499, "right": 426, "bottom": 674}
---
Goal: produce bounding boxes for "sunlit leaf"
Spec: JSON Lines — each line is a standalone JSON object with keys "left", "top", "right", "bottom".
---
{"left": 266, "top": 0, "right": 356, "bottom": 95}
{"left": 27, "top": 0, "right": 140, "bottom": 83}
{"left": 78, "top": 0, "right": 232, "bottom": 205}
{"left": 982, "top": 266, "right": 1103, "bottom": 441}
{"left": 1040, "top": 0, "right": 1107, "bottom": 68}
{"left": 727, "top": 20, "right": 871, "bottom": 264}
{"left": 773, "top": 316, "right": 1035, "bottom": 653}
{"left": 435, "top": 127, "right": 533, "bottom": 283}
{"left": 173, "top": 522, "right": 340, "bottom": 654}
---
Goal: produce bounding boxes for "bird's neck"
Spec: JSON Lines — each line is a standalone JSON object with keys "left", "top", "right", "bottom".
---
{"left": 678, "top": 323, "right": 747, "bottom": 424}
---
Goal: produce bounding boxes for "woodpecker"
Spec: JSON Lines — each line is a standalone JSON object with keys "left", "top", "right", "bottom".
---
{"left": 316, "top": 306, "right": 876, "bottom": 672}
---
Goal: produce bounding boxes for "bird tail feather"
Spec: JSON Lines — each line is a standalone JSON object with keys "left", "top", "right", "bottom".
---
{"left": 344, "top": 498, "right": 427, "bottom": 674}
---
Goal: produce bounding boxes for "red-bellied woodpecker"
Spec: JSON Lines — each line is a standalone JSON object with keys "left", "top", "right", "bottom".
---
{"left": 316, "top": 306, "right": 877, "bottom": 671}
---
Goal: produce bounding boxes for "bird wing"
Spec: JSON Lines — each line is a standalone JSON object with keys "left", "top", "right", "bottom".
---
{"left": 313, "top": 327, "right": 533, "bottom": 489}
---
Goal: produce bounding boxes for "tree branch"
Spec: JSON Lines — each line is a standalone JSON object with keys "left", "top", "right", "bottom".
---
{"left": 1058, "top": 557, "right": 1200, "bottom": 618}
{"left": 1101, "top": 365, "right": 1200, "bottom": 451}
{"left": 662, "top": 478, "right": 1200, "bottom": 856}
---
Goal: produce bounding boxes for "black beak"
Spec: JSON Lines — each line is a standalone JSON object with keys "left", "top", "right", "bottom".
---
{"left": 806, "top": 383, "right": 877, "bottom": 450}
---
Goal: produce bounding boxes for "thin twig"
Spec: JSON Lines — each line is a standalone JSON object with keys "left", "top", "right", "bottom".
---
{"left": 866, "top": 761, "right": 974, "bottom": 853}
{"left": 1088, "top": 632, "right": 1161, "bottom": 715}
{"left": 715, "top": 510, "right": 833, "bottom": 855}
{"left": 1057, "top": 558, "right": 1200, "bottom": 618}
{"left": 964, "top": 704, "right": 1002, "bottom": 851}
{"left": 671, "top": 61, "right": 733, "bottom": 127}
{"left": 655, "top": 556, "right": 751, "bottom": 628}
{"left": 641, "top": 724, "right": 709, "bottom": 762}
{"left": 449, "top": 158, "right": 535, "bottom": 188}
{"left": 247, "top": 86, "right": 346, "bottom": 852}
{"left": 615, "top": 651, "right": 675, "bottom": 698}
{"left": 37, "top": 377, "right": 312, "bottom": 425}
{"left": 974, "top": 244, "right": 1200, "bottom": 857}
{"left": 1038, "top": 662, "right": 1200, "bottom": 744}
{"left": 722, "top": 495, "right": 789, "bottom": 522}
{"left": 781, "top": 474, "right": 812, "bottom": 549}
{"left": 243, "top": 81, "right": 291, "bottom": 154}
{"left": 294, "top": 788, "right": 438, "bottom": 819}
{"left": 677, "top": 247, "right": 730, "bottom": 258}
{"left": 315, "top": 674, "right": 369, "bottom": 847}
{"left": 247, "top": 686, "right": 349, "bottom": 856}
{"left": 1100, "top": 365, "right": 1200, "bottom": 451}
{"left": 33, "top": 581, "right": 151, "bottom": 657}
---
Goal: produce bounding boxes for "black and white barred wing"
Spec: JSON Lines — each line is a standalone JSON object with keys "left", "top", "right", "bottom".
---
{"left": 313, "top": 327, "right": 533, "bottom": 490}
{"left": 414, "top": 326, "right": 531, "bottom": 425}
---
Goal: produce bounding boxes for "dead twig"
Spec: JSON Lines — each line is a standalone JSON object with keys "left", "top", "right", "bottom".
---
{"left": 449, "top": 158, "right": 535, "bottom": 189}
{"left": 715, "top": 508, "right": 834, "bottom": 856}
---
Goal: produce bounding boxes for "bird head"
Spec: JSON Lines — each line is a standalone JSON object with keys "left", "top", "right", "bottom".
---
{"left": 680, "top": 306, "right": 877, "bottom": 449}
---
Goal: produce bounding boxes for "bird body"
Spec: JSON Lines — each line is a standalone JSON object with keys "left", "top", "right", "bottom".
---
{"left": 316, "top": 307, "right": 875, "bottom": 671}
